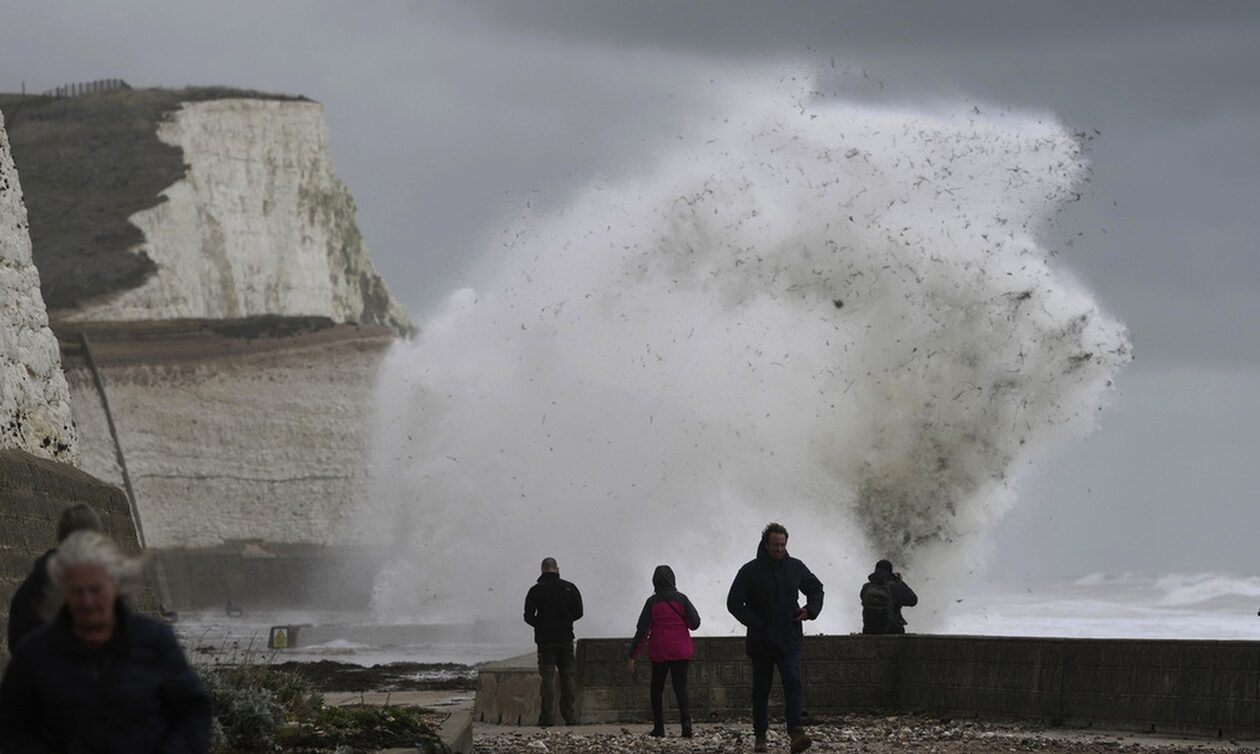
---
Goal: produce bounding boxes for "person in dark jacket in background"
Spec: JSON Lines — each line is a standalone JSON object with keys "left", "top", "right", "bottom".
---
{"left": 0, "top": 530, "right": 211, "bottom": 753}
{"left": 6, "top": 501, "right": 103, "bottom": 654}
{"left": 727, "top": 523, "right": 824, "bottom": 754}
{"left": 523, "top": 556, "right": 584, "bottom": 726}
{"left": 627, "top": 564, "right": 701, "bottom": 738}
{"left": 860, "top": 559, "right": 918, "bottom": 634}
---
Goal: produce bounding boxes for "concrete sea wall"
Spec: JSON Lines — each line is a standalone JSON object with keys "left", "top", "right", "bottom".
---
{"left": 475, "top": 635, "right": 1260, "bottom": 738}
{"left": 152, "top": 541, "right": 383, "bottom": 612}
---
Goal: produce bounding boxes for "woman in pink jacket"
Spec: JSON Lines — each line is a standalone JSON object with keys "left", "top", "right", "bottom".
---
{"left": 626, "top": 564, "right": 702, "bottom": 738}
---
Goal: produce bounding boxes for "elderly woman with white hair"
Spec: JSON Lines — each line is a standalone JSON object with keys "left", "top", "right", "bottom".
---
{"left": 0, "top": 531, "right": 211, "bottom": 753}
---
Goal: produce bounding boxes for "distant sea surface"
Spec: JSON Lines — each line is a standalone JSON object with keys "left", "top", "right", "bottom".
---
{"left": 940, "top": 573, "right": 1260, "bottom": 640}
{"left": 177, "top": 572, "right": 1259, "bottom": 669}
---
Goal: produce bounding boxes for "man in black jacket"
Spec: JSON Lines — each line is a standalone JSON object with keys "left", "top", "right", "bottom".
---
{"left": 860, "top": 559, "right": 918, "bottom": 634}
{"left": 727, "top": 523, "right": 824, "bottom": 753}
{"left": 6, "top": 502, "right": 103, "bottom": 654}
{"left": 523, "top": 556, "right": 584, "bottom": 726}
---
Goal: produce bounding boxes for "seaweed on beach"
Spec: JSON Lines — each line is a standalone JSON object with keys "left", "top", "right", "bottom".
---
{"left": 198, "top": 659, "right": 448, "bottom": 753}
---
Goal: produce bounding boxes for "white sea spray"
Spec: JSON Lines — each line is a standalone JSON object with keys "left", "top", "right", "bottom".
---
{"left": 367, "top": 73, "right": 1130, "bottom": 636}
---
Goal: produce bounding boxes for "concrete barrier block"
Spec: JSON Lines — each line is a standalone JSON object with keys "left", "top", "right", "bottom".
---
{"left": 527, "top": 635, "right": 1260, "bottom": 733}
{"left": 580, "top": 640, "right": 625, "bottom": 663}
{"left": 437, "top": 709, "right": 473, "bottom": 754}
{"left": 816, "top": 660, "right": 848, "bottom": 684}
{"left": 584, "top": 661, "right": 621, "bottom": 687}
{"left": 699, "top": 638, "right": 747, "bottom": 663}
{"left": 1173, "top": 697, "right": 1213, "bottom": 727}
{"left": 823, "top": 637, "right": 876, "bottom": 660}
{"left": 582, "top": 687, "right": 621, "bottom": 713}
{"left": 875, "top": 636, "right": 907, "bottom": 659}
{"left": 719, "top": 661, "right": 750, "bottom": 685}
{"left": 1240, "top": 671, "right": 1260, "bottom": 701}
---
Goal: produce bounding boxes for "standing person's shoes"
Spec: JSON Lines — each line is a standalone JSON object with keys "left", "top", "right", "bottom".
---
{"left": 753, "top": 732, "right": 769, "bottom": 752}
{"left": 647, "top": 726, "right": 665, "bottom": 737}
{"left": 681, "top": 720, "right": 693, "bottom": 738}
{"left": 789, "top": 727, "right": 813, "bottom": 752}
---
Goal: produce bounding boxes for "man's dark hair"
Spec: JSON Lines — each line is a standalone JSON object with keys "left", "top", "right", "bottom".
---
{"left": 761, "top": 522, "right": 789, "bottom": 542}
{"left": 875, "top": 559, "right": 894, "bottom": 572}
{"left": 56, "top": 502, "right": 103, "bottom": 543}
{"left": 540, "top": 557, "right": 559, "bottom": 573}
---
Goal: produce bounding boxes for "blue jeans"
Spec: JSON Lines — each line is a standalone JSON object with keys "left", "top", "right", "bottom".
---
{"left": 750, "top": 647, "right": 802, "bottom": 734}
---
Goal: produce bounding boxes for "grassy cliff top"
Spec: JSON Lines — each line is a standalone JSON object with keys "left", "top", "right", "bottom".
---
{"left": 0, "top": 87, "right": 309, "bottom": 311}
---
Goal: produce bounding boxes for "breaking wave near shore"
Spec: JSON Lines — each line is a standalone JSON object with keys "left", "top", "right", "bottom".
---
{"left": 369, "top": 74, "right": 1130, "bottom": 636}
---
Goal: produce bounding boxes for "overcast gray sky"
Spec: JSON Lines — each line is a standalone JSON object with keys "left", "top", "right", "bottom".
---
{"left": 1, "top": 0, "right": 1257, "bottom": 580}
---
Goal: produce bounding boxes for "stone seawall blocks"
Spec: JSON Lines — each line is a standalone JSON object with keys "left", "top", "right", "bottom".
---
{"left": 473, "top": 654, "right": 547, "bottom": 726}
{"left": 464, "top": 634, "right": 1260, "bottom": 735}
{"left": 898, "top": 636, "right": 1260, "bottom": 737}
{"left": 574, "top": 636, "right": 901, "bottom": 724}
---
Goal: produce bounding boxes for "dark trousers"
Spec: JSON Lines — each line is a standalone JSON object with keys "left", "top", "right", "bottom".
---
{"left": 649, "top": 660, "right": 691, "bottom": 730}
{"left": 750, "top": 647, "right": 803, "bottom": 734}
{"left": 536, "top": 642, "right": 576, "bottom": 724}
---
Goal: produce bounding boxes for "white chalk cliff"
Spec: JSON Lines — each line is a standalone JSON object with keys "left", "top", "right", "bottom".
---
{"left": 0, "top": 112, "right": 77, "bottom": 463}
{"left": 63, "top": 98, "right": 409, "bottom": 331}
{"left": 65, "top": 327, "right": 391, "bottom": 548}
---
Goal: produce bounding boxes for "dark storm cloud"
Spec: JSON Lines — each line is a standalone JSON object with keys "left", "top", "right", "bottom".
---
{"left": 430, "top": 0, "right": 1260, "bottom": 367}
{"left": 439, "top": 0, "right": 1251, "bottom": 59}
{"left": 4, "top": 1, "right": 1257, "bottom": 367}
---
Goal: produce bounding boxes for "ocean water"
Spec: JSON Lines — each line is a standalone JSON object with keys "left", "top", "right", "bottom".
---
{"left": 364, "top": 69, "right": 1131, "bottom": 640}
{"left": 175, "top": 572, "right": 1258, "bottom": 670}
{"left": 940, "top": 573, "right": 1260, "bottom": 641}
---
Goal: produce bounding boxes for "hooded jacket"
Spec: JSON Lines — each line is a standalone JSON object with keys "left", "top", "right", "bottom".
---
{"left": 6, "top": 549, "right": 54, "bottom": 654}
{"left": 860, "top": 567, "right": 918, "bottom": 634}
{"left": 0, "top": 599, "right": 212, "bottom": 754}
{"left": 628, "top": 565, "right": 701, "bottom": 663}
{"left": 524, "top": 571, "right": 584, "bottom": 644}
{"left": 726, "top": 540, "right": 824, "bottom": 656}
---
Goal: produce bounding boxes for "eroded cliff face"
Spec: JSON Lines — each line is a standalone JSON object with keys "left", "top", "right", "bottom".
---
{"left": 0, "top": 113, "right": 77, "bottom": 463}
{"left": 61, "top": 99, "right": 410, "bottom": 332}
{"left": 4, "top": 92, "right": 411, "bottom": 556}
{"left": 63, "top": 324, "right": 390, "bottom": 548}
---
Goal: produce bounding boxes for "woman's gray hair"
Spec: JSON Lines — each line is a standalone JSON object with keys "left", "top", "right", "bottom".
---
{"left": 48, "top": 531, "right": 144, "bottom": 593}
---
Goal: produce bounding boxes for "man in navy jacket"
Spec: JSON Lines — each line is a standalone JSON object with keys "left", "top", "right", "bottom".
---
{"left": 727, "top": 523, "right": 824, "bottom": 753}
{"left": 523, "top": 556, "right": 584, "bottom": 726}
